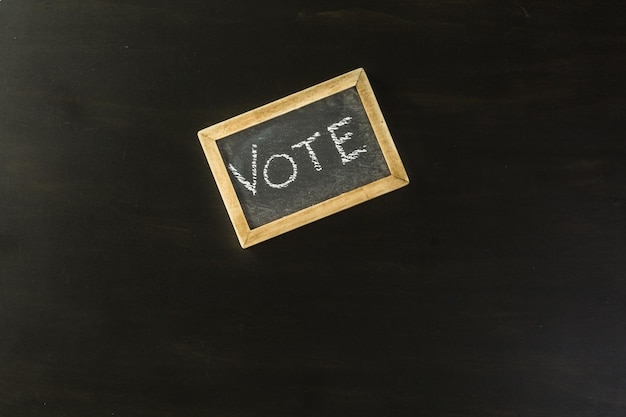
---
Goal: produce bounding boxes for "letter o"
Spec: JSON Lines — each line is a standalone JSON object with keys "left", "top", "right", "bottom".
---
{"left": 263, "top": 154, "right": 298, "bottom": 189}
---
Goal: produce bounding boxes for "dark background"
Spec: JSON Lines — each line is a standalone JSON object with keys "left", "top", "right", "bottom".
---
{"left": 1, "top": 1, "right": 625, "bottom": 416}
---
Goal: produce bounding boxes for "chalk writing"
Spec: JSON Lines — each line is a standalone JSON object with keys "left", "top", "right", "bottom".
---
{"left": 226, "top": 116, "right": 368, "bottom": 195}
{"left": 328, "top": 116, "right": 367, "bottom": 165}
{"left": 291, "top": 131, "right": 323, "bottom": 172}
{"left": 263, "top": 153, "right": 298, "bottom": 189}
{"left": 227, "top": 143, "right": 258, "bottom": 195}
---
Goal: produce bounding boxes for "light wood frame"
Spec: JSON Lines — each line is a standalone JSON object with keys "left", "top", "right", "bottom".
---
{"left": 198, "top": 68, "right": 409, "bottom": 248}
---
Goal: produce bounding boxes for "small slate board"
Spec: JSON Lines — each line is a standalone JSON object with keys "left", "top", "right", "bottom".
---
{"left": 198, "top": 68, "right": 409, "bottom": 248}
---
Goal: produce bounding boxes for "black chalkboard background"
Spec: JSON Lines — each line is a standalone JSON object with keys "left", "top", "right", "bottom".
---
{"left": 2, "top": 1, "right": 626, "bottom": 416}
{"left": 217, "top": 87, "right": 390, "bottom": 228}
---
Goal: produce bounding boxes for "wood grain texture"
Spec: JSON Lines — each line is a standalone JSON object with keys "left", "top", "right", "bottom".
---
{"left": 1, "top": 1, "right": 625, "bottom": 416}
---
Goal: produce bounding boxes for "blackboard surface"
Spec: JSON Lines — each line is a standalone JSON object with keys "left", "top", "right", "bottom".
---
{"left": 200, "top": 68, "right": 408, "bottom": 247}
{"left": 217, "top": 87, "right": 390, "bottom": 228}
{"left": 2, "top": 1, "right": 626, "bottom": 416}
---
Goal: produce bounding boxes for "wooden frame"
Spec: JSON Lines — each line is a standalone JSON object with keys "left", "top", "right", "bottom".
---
{"left": 198, "top": 68, "right": 409, "bottom": 248}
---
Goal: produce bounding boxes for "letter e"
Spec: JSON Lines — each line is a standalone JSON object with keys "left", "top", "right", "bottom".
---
{"left": 327, "top": 116, "right": 367, "bottom": 165}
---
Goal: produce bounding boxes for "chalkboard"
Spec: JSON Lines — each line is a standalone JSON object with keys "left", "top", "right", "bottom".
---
{"left": 198, "top": 68, "right": 409, "bottom": 248}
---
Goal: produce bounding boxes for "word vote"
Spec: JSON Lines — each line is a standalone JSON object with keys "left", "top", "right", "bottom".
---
{"left": 227, "top": 116, "right": 367, "bottom": 195}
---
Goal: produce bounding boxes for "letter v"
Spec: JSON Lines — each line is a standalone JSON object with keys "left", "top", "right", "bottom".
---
{"left": 227, "top": 143, "right": 257, "bottom": 195}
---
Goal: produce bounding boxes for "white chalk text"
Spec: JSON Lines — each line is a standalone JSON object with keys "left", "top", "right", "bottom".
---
{"left": 227, "top": 116, "right": 366, "bottom": 195}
